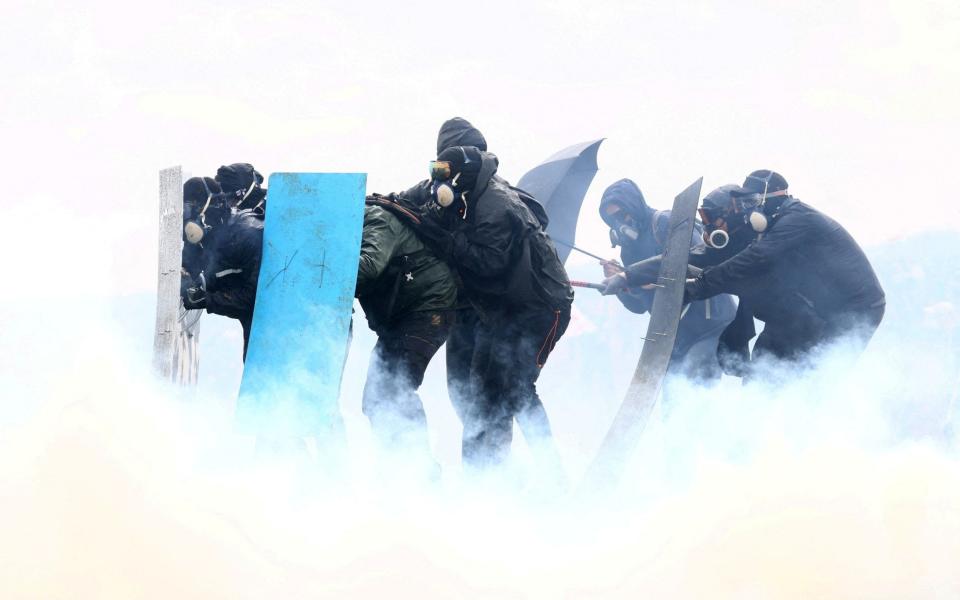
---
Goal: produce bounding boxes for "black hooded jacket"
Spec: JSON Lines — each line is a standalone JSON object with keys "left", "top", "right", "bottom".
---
{"left": 200, "top": 209, "right": 264, "bottom": 321}
{"left": 600, "top": 179, "right": 736, "bottom": 355}
{"left": 691, "top": 198, "right": 885, "bottom": 321}
{"left": 444, "top": 151, "right": 573, "bottom": 315}
{"left": 400, "top": 118, "right": 548, "bottom": 220}
{"left": 599, "top": 179, "right": 659, "bottom": 259}
{"left": 599, "top": 179, "right": 664, "bottom": 313}
{"left": 621, "top": 187, "right": 843, "bottom": 371}
{"left": 391, "top": 118, "right": 569, "bottom": 315}
{"left": 401, "top": 118, "right": 489, "bottom": 207}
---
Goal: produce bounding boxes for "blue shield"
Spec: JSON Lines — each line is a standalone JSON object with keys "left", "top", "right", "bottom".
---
{"left": 237, "top": 172, "right": 366, "bottom": 438}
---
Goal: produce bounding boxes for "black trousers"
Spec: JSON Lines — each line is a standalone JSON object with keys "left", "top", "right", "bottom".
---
{"left": 446, "top": 305, "right": 571, "bottom": 468}
{"left": 751, "top": 303, "right": 885, "bottom": 375}
{"left": 362, "top": 310, "right": 453, "bottom": 457}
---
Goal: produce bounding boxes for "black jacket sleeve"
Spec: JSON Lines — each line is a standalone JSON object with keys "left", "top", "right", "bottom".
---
{"left": 396, "top": 180, "right": 432, "bottom": 207}
{"left": 450, "top": 197, "right": 521, "bottom": 280}
{"left": 617, "top": 288, "right": 653, "bottom": 314}
{"left": 695, "top": 210, "right": 810, "bottom": 299}
{"left": 624, "top": 255, "right": 662, "bottom": 286}
{"left": 203, "top": 225, "right": 262, "bottom": 320}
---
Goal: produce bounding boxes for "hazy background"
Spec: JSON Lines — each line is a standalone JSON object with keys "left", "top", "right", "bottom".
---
{"left": 2, "top": 0, "right": 958, "bottom": 298}
{"left": 1, "top": 0, "right": 959, "bottom": 598}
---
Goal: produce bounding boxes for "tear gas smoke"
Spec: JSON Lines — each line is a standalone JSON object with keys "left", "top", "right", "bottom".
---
{"left": 1, "top": 259, "right": 958, "bottom": 599}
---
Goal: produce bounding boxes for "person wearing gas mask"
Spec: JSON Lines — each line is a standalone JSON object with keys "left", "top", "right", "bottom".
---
{"left": 605, "top": 171, "right": 885, "bottom": 373}
{"left": 688, "top": 183, "right": 828, "bottom": 376}
{"left": 180, "top": 176, "right": 264, "bottom": 361}
{"left": 409, "top": 143, "right": 574, "bottom": 470}
{"left": 598, "top": 179, "right": 737, "bottom": 384}
{"left": 215, "top": 162, "right": 267, "bottom": 217}
{"left": 604, "top": 182, "right": 819, "bottom": 376}
{"left": 354, "top": 194, "right": 457, "bottom": 473}
{"left": 685, "top": 170, "right": 885, "bottom": 353}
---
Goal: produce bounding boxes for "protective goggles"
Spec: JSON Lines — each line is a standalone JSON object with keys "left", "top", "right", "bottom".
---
{"left": 698, "top": 206, "right": 727, "bottom": 230}
{"left": 429, "top": 160, "right": 452, "bottom": 181}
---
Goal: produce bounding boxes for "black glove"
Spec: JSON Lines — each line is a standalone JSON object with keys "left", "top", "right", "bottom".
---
{"left": 414, "top": 205, "right": 455, "bottom": 258}
{"left": 683, "top": 275, "right": 707, "bottom": 303}
{"left": 180, "top": 270, "right": 195, "bottom": 300}
{"left": 181, "top": 272, "right": 207, "bottom": 309}
{"left": 182, "top": 287, "right": 207, "bottom": 310}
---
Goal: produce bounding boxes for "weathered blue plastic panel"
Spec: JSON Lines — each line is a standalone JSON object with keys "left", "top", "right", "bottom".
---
{"left": 237, "top": 173, "right": 366, "bottom": 437}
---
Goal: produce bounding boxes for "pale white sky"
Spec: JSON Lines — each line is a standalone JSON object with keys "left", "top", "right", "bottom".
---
{"left": 1, "top": 0, "right": 958, "bottom": 296}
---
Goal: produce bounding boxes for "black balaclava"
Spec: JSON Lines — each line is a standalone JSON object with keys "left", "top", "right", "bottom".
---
{"left": 436, "top": 145, "right": 483, "bottom": 194}
{"left": 599, "top": 179, "right": 651, "bottom": 228}
{"left": 436, "top": 118, "right": 488, "bottom": 155}
{"left": 183, "top": 177, "right": 229, "bottom": 244}
{"left": 183, "top": 177, "right": 223, "bottom": 221}
{"left": 215, "top": 163, "right": 265, "bottom": 210}
{"left": 599, "top": 178, "right": 653, "bottom": 248}
{"left": 732, "top": 169, "right": 791, "bottom": 232}
{"left": 700, "top": 183, "right": 757, "bottom": 252}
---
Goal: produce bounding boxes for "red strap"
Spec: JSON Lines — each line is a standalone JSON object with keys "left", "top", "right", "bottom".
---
{"left": 536, "top": 310, "right": 561, "bottom": 368}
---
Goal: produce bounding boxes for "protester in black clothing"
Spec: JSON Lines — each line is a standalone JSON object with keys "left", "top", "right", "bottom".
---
{"left": 686, "top": 171, "right": 885, "bottom": 347}
{"left": 411, "top": 140, "right": 574, "bottom": 469}
{"left": 598, "top": 179, "right": 737, "bottom": 383}
{"left": 180, "top": 176, "right": 264, "bottom": 361}
{"left": 606, "top": 172, "right": 885, "bottom": 375}
{"left": 181, "top": 178, "right": 210, "bottom": 285}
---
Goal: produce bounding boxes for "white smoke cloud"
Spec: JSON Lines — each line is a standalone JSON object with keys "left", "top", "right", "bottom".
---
{"left": 1, "top": 289, "right": 958, "bottom": 598}
{"left": 1, "top": 2, "right": 958, "bottom": 596}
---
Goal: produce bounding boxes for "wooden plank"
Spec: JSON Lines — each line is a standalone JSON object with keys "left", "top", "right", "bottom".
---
{"left": 153, "top": 166, "right": 201, "bottom": 385}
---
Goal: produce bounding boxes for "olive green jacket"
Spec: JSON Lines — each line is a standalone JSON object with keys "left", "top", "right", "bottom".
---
{"left": 356, "top": 205, "right": 457, "bottom": 330}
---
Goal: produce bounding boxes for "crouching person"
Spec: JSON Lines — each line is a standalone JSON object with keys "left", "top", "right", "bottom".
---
{"left": 180, "top": 176, "right": 264, "bottom": 361}
{"left": 356, "top": 195, "right": 457, "bottom": 475}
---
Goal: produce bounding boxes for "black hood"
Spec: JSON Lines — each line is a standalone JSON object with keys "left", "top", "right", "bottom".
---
{"left": 436, "top": 118, "right": 488, "bottom": 155}
{"left": 598, "top": 178, "right": 653, "bottom": 227}
{"left": 183, "top": 176, "right": 220, "bottom": 207}
{"left": 701, "top": 183, "right": 758, "bottom": 255}
{"left": 470, "top": 151, "right": 499, "bottom": 198}
{"left": 435, "top": 146, "right": 499, "bottom": 199}
{"left": 216, "top": 163, "right": 263, "bottom": 196}
{"left": 701, "top": 184, "right": 740, "bottom": 216}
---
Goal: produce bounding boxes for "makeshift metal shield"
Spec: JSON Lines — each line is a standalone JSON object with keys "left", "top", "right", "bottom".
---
{"left": 582, "top": 177, "right": 704, "bottom": 489}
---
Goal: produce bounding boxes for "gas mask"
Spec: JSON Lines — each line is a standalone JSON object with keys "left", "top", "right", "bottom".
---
{"left": 428, "top": 154, "right": 473, "bottom": 219}
{"left": 698, "top": 206, "right": 736, "bottom": 249}
{"left": 606, "top": 212, "right": 640, "bottom": 248}
{"left": 737, "top": 173, "right": 790, "bottom": 233}
{"left": 608, "top": 224, "right": 639, "bottom": 247}
{"left": 231, "top": 179, "right": 263, "bottom": 212}
{"left": 183, "top": 179, "right": 228, "bottom": 245}
{"left": 429, "top": 160, "right": 459, "bottom": 208}
{"left": 705, "top": 227, "right": 730, "bottom": 249}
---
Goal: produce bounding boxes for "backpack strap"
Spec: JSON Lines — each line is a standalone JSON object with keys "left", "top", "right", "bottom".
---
{"left": 365, "top": 194, "right": 422, "bottom": 225}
